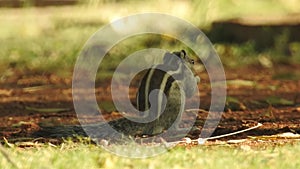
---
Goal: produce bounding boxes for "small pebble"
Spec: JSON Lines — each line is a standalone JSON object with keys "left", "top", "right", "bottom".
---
{"left": 99, "top": 139, "right": 109, "bottom": 146}
{"left": 197, "top": 138, "right": 207, "bottom": 145}
{"left": 182, "top": 137, "right": 192, "bottom": 144}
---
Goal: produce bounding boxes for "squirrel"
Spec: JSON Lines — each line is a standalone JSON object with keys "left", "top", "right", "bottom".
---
{"left": 136, "top": 50, "right": 200, "bottom": 135}
{"left": 34, "top": 50, "right": 200, "bottom": 140}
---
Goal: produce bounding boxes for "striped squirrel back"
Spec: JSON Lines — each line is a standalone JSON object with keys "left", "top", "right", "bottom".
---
{"left": 136, "top": 50, "right": 199, "bottom": 135}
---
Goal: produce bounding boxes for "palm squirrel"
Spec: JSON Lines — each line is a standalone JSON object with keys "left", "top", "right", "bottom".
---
{"left": 34, "top": 50, "right": 200, "bottom": 140}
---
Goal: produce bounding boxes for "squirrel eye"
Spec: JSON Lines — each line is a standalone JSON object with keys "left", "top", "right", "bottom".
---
{"left": 191, "top": 60, "right": 194, "bottom": 64}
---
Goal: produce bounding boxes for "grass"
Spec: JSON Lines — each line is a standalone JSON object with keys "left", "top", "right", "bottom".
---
{"left": 1, "top": 140, "right": 300, "bottom": 169}
{"left": 0, "top": 7, "right": 101, "bottom": 78}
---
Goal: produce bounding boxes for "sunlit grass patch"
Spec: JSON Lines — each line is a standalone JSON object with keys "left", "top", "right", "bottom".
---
{"left": 1, "top": 139, "right": 300, "bottom": 169}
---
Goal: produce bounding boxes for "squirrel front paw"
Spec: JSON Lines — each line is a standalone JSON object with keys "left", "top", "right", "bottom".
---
{"left": 195, "top": 76, "right": 200, "bottom": 83}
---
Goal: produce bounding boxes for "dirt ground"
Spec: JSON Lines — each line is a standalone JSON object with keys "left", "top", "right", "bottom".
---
{"left": 0, "top": 63, "right": 300, "bottom": 146}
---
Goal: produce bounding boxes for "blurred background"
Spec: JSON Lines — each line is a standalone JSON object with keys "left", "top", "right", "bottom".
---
{"left": 0, "top": 0, "right": 299, "bottom": 80}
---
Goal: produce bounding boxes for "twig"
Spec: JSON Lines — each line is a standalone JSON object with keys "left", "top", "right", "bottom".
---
{"left": 164, "top": 122, "right": 263, "bottom": 147}
{"left": 204, "top": 123, "right": 262, "bottom": 140}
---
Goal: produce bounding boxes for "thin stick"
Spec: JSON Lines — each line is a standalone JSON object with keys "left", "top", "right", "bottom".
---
{"left": 164, "top": 122, "right": 262, "bottom": 146}
{"left": 184, "top": 109, "right": 262, "bottom": 140}
{"left": 205, "top": 123, "right": 262, "bottom": 140}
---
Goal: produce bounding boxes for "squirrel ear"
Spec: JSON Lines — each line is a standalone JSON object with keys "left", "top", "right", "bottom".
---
{"left": 180, "top": 50, "right": 186, "bottom": 58}
{"left": 172, "top": 50, "right": 186, "bottom": 59}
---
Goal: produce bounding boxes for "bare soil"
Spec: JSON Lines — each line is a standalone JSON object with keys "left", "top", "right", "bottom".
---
{"left": 0, "top": 63, "right": 300, "bottom": 146}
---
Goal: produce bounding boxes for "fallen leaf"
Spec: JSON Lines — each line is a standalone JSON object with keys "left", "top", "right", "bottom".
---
{"left": 25, "top": 106, "right": 71, "bottom": 113}
{"left": 265, "top": 96, "right": 294, "bottom": 106}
